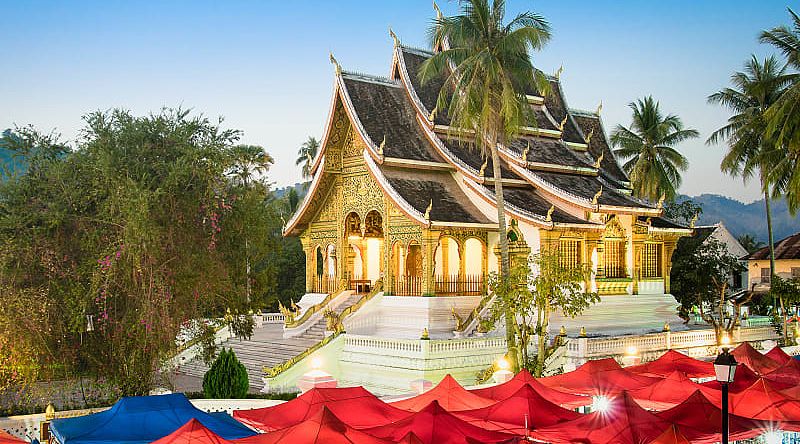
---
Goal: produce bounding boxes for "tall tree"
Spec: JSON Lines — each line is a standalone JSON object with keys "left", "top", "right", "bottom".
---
{"left": 760, "top": 9, "right": 800, "bottom": 216}
{"left": 737, "top": 234, "right": 765, "bottom": 254}
{"left": 707, "top": 55, "right": 791, "bottom": 296}
{"left": 228, "top": 144, "right": 274, "bottom": 187}
{"left": 611, "top": 97, "right": 697, "bottom": 202}
{"left": 295, "top": 136, "right": 320, "bottom": 180}
{"left": 419, "top": 0, "right": 551, "bottom": 372}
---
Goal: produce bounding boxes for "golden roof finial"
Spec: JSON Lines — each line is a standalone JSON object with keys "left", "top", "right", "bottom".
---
{"left": 479, "top": 159, "right": 488, "bottom": 177}
{"left": 433, "top": 0, "right": 443, "bottom": 20}
{"left": 521, "top": 140, "right": 531, "bottom": 161}
{"left": 329, "top": 52, "right": 341, "bottom": 75}
{"left": 690, "top": 213, "right": 699, "bottom": 229}
{"left": 656, "top": 192, "right": 666, "bottom": 209}
{"left": 559, "top": 325, "right": 567, "bottom": 336}
{"left": 428, "top": 106, "right": 438, "bottom": 121}
{"left": 424, "top": 199, "right": 433, "bottom": 220}
{"left": 378, "top": 135, "right": 386, "bottom": 156}
{"left": 546, "top": 205, "right": 555, "bottom": 222}
{"left": 555, "top": 65, "right": 564, "bottom": 80}
{"left": 585, "top": 128, "right": 594, "bottom": 145}
{"left": 389, "top": 27, "right": 399, "bottom": 47}
{"left": 592, "top": 186, "right": 603, "bottom": 206}
{"left": 596, "top": 101, "right": 603, "bottom": 115}
{"left": 593, "top": 152, "right": 604, "bottom": 169}
{"left": 579, "top": 326, "right": 587, "bottom": 337}
{"left": 559, "top": 114, "right": 568, "bottom": 132}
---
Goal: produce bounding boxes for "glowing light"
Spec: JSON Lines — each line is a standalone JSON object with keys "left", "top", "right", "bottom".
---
{"left": 310, "top": 357, "right": 323, "bottom": 370}
{"left": 497, "top": 357, "right": 510, "bottom": 371}
{"left": 720, "top": 335, "right": 731, "bottom": 346}
{"left": 592, "top": 395, "right": 611, "bottom": 413}
{"left": 764, "top": 430, "right": 783, "bottom": 444}
{"left": 625, "top": 346, "right": 637, "bottom": 356}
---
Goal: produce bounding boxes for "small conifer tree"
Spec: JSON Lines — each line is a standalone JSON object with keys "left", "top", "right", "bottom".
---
{"left": 202, "top": 348, "right": 249, "bottom": 398}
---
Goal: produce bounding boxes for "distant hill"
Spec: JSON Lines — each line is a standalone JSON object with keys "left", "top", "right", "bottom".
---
{"left": 273, "top": 182, "right": 306, "bottom": 199}
{"left": 684, "top": 193, "right": 800, "bottom": 243}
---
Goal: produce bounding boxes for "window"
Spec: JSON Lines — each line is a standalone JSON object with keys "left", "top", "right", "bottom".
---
{"left": 761, "top": 268, "right": 771, "bottom": 283}
{"left": 559, "top": 239, "right": 582, "bottom": 269}
{"left": 792, "top": 267, "right": 800, "bottom": 279}
{"left": 604, "top": 239, "right": 626, "bottom": 278}
{"left": 641, "top": 243, "right": 663, "bottom": 278}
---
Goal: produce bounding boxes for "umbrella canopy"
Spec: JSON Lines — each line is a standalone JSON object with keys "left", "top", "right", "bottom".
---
{"left": 764, "top": 358, "right": 800, "bottom": 386}
{"left": 628, "top": 371, "right": 721, "bottom": 411}
{"left": 469, "top": 369, "right": 588, "bottom": 408}
{"left": 455, "top": 384, "right": 582, "bottom": 434}
{"left": 700, "top": 361, "right": 761, "bottom": 393}
{"left": 732, "top": 342, "right": 782, "bottom": 375}
{"left": 530, "top": 392, "right": 675, "bottom": 444}
{"left": 648, "top": 425, "right": 690, "bottom": 444}
{"left": 389, "top": 375, "right": 495, "bottom": 412}
{"left": 539, "top": 358, "right": 661, "bottom": 396}
{"left": 236, "top": 407, "right": 391, "bottom": 444}
{"left": 49, "top": 393, "right": 256, "bottom": 444}
{"left": 627, "top": 350, "right": 714, "bottom": 378}
{"left": 765, "top": 346, "right": 794, "bottom": 365}
{"left": 657, "top": 390, "right": 768, "bottom": 443}
{"left": 360, "top": 401, "right": 513, "bottom": 444}
{"left": 233, "top": 387, "right": 410, "bottom": 431}
{"left": 730, "top": 378, "right": 800, "bottom": 427}
{"left": 150, "top": 419, "right": 236, "bottom": 444}
{"left": 0, "top": 431, "right": 25, "bottom": 444}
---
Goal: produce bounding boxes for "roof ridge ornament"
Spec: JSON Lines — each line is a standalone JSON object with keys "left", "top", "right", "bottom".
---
{"left": 591, "top": 186, "right": 603, "bottom": 206}
{"left": 378, "top": 135, "right": 386, "bottom": 157}
{"left": 433, "top": 0, "right": 443, "bottom": 20}
{"left": 596, "top": 101, "right": 603, "bottom": 115}
{"left": 690, "top": 213, "right": 699, "bottom": 229}
{"left": 429, "top": 106, "right": 438, "bottom": 121}
{"left": 522, "top": 140, "right": 531, "bottom": 161}
{"left": 329, "top": 52, "right": 341, "bottom": 75}
{"left": 424, "top": 199, "right": 433, "bottom": 220}
{"left": 479, "top": 159, "right": 488, "bottom": 177}
{"left": 546, "top": 205, "right": 555, "bottom": 222}
{"left": 558, "top": 114, "right": 568, "bottom": 132}
{"left": 554, "top": 65, "right": 564, "bottom": 80}
{"left": 593, "top": 152, "right": 603, "bottom": 169}
{"left": 656, "top": 192, "right": 666, "bottom": 209}
{"left": 585, "top": 128, "right": 594, "bottom": 145}
{"left": 389, "top": 27, "right": 399, "bottom": 47}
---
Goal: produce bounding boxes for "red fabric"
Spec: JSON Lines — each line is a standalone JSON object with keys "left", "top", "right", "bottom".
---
{"left": 232, "top": 387, "right": 410, "bottom": 431}
{"left": 732, "top": 341, "right": 782, "bottom": 375}
{"left": 765, "top": 358, "right": 800, "bottom": 386}
{"left": 657, "top": 390, "right": 768, "bottom": 443}
{"left": 628, "top": 349, "right": 714, "bottom": 378}
{"left": 649, "top": 425, "right": 690, "bottom": 444}
{"left": 360, "top": 401, "right": 514, "bottom": 444}
{"left": 730, "top": 378, "right": 800, "bottom": 427}
{"left": 0, "top": 431, "right": 24, "bottom": 444}
{"left": 530, "top": 392, "right": 674, "bottom": 444}
{"left": 454, "top": 384, "right": 582, "bottom": 434}
{"left": 700, "top": 361, "right": 761, "bottom": 392}
{"left": 150, "top": 419, "right": 236, "bottom": 444}
{"left": 390, "top": 375, "right": 495, "bottom": 412}
{"left": 538, "top": 358, "right": 662, "bottom": 396}
{"left": 469, "top": 369, "right": 589, "bottom": 408}
{"left": 765, "top": 346, "right": 794, "bottom": 365}
{"left": 628, "top": 371, "right": 721, "bottom": 410}
{"left": 237, "top": 407, "right": 391, "bottom": 444}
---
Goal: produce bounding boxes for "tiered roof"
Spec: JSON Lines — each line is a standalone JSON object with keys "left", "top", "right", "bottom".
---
{"left": 285, "top": 36, "right": 688, "bottom": 236}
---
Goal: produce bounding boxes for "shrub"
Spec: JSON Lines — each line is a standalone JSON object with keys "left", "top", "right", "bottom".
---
{"left": 202, "top": 348, "right": 249, "bottom": 399}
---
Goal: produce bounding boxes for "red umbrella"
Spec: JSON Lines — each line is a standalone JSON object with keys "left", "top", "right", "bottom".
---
{"left": 657, "top": 390, "right": 768, "bottom": 443}
{"left": 700, "top": 361, "right": 761, "bottom": 392}
{"left": 730, "top": 378, "right": 800, "bottom": 427}
{"left": 765, "top": 346, "right": 794, "bottom": 365}
{"left": 765, "top": 358, "right": 800, "bottom": 386}
{"left": 649, "top": 425, "right": 690, "bottom": 444}
{"left": 360, "top": 400, "right": 514, "bottom": 444}
{"left": 530, "top": 392, "right": 675, "bottom": 444}
{"left": 389, "top": 375, "right": 495, "bottom": 412}
{"left": 469, "top": 369, "right": 589, "bottom": 408}
{"left": 628, "top": 371, "right": 721, "bottom": 410}
{"left": 539, "top": 358, "right": 662, "bottom": 396}
{"left": 455, "top": 384, "right": 582, "bottom": 434}
{"left": 236, "top": 407, "right": 392, "bottom": 444}
{"left": 0, "top": 431, "right": 24, "bottom": 444}
{"left": 233, "top": 387, "right": 410, "bottom": 431}
{"left": 732, "top": 341, "right": 782, "bottom": 375}
{"left": 151, "top": 419, "right": 236, "bottom": 444}
{"left": 628, "top": 349, "right": 714, "bottom": 378}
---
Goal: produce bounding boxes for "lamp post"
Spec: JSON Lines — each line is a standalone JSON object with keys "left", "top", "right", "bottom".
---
{"left": 714, "top": 345, "right": 737, "bottom": 444}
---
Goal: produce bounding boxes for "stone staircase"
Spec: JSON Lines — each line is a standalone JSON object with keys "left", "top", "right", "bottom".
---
{"left": 177, "top": 292, "right": 363, "bottom": 391}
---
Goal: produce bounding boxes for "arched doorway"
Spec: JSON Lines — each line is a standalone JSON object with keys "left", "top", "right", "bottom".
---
{"left": 434, "top": 236, "right": 461, "bottom": 294}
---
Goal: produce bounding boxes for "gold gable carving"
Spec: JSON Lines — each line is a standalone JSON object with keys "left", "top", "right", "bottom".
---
{"left": 603, "top": 216, "right": 626, "bottom": 238}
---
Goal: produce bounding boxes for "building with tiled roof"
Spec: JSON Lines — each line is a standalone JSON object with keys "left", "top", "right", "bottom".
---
{"left": 745, "top": 231, "right": 800, "bottom": 290}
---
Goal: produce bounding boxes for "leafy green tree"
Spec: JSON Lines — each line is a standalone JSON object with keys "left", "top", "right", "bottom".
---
{"left": 485, "top": 249, "right": 598, "bottom": 377}
{"left": 737, "top": 233, "right": 765, "bottom": 254}
{"left": 295, "top": 137, "right": 320, "bottom": 180}
{"left": 202, "top": 348, "right": 249, "bottom": 398}
{"left": 419, "top": 0, "right": 551, "bottom": 372}
{"left": 611, "top": 97, "right": 698, "bottom": 202}
{"left": 663, "top": 198, "right": 703, "bottom": 226}
{"left": 707, "top": 55, "right": 791, "bottom": 288}
{"left": 670, "top": 238, "right": 747, "bottom": 343}
{"left": 771, "top": 275, "right": 800, "bottom": 343}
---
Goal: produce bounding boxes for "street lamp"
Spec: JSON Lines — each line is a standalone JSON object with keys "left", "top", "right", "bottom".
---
{"left": 714, "top": 346, "right": 737, "bottom": 444}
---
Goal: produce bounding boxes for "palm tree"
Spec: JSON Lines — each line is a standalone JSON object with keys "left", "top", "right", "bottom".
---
{"left": 707, "top": 56, "right": 791, "bottom": 291}
{"left": 296, "top": 137, "right": 320, "bottom": 180}
{"left": 760, "top": 9, "right": 800, "bottom": 215}
{"left": 419, "top": 0, "right": 551, "bottom": 371}
{"left": 737, "top": 234, "right": 765, "bottom": 255}
{"left": 229, "top": 144, "right": 274, "bottom": 187}
{"left": 610, "top": 97, "right": 698, "bottom": 202}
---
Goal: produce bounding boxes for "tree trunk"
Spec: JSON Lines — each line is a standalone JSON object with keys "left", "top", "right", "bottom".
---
{"left": 490, "top": 142, "right": 517, "bottom": 371}
{"left": 535, "top": 303, "right": 550, "bottom": 377}
{"left": 762, "top": 172, "right": 783, "bottom": 340}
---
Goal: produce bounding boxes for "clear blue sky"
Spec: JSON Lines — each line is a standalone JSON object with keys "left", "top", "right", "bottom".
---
{"left": 0, "top": 1, "right": 794, "bottom": 202}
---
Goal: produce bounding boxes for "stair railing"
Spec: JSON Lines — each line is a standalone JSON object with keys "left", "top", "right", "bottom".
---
{"left": 284, "top": 286, "right": 346, "bottom": 329}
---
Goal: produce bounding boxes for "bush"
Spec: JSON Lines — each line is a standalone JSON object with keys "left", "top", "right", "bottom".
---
{"left": 202, "top": 349, "right": 249, "bottom": 399}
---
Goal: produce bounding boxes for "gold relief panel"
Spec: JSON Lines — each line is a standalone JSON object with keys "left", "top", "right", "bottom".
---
{"left": 341, "top": 127, "right": 363, "bottom": 159}
{"left": 603, "top": 215, "right": 626, "bottom": 238}
{"left": 341, "top": 173, "right": 384, "bottom": 216}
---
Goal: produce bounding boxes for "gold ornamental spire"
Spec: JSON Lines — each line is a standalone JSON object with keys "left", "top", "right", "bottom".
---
{"left": 329, "top": 52, "right": 341, "bottom": 75}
